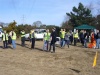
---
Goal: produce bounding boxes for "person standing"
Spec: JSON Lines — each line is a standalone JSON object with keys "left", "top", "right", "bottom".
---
{"left": 20, "top": 30, "right": 25, "bottom": 46}
{"left": 73, "top": 30, "right": 79, "bottom": 46}
{"left": 83, "top": 30, "right": 88, "bottom": 48}
{"left": 11, "top": 30, "right": 17, "bottom": 49}
{"left": 49, "top": 28, "right": 57, "bottom": 53}
{"left": 43, "top": 29, "right": 51, "bottom": 51}
{"left": 30, "top": 29, "right": 36, "bottom": 49}
{"left": 8, "top": 31, "right": 12, "bottom": 44}
{"left": 96, "top": 30, "right": 100, "bottom": 49}
{"left": 2, "top": 30, "right": 8, "bottom": 49}
{"left": 64, "top": 31, "right": 70, "bottom": 48}
{"left": 79, "top": 30, "right": 84, "bottom": 46}
{"left": 60, "top": 29, "right": 66, "bottom": 47}
{"left": 88, "top": 31, "right": 96, "bottom": 48}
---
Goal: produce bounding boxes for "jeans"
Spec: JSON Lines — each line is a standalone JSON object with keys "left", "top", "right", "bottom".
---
{"left": 60, "top": 38, "right": 65, "bottom": 47}
{"left": 96, "top": 39, "right": 100, "bottom": 49}
{"left": 84, "top": 39, "right": 87, "bottom": 48}
{"left": 43, "top": 40, "right": 49, "bottom": 51}
{"left": 12, "top": 40, "right": 16, "bottom": 49}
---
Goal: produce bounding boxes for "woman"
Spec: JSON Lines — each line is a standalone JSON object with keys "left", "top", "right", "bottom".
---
{"left": 88, "top": 31, "right": 96, "bottom": 48}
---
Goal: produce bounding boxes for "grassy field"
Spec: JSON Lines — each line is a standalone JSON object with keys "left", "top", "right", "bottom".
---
{"left": 0, "top": 40, "right": 100, "bottom": 75}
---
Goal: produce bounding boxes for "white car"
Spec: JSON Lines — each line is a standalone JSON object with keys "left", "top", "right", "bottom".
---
{"left": 0, "top": 26, "right": 3, "bottom": 41}
{"left": 25, "top": 29, "right": 46, "bottom": 40}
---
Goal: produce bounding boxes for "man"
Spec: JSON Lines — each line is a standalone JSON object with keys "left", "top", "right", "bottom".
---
{"left": 2, "top": 30, "right": 8, "bottom": 49}
{"left": 20, "top": 30, "right": 25, "bottom": 46}
{"left": 96, "top": 30, "right": 100, "bottom": 49}
{"left": 43, "top": 29, "right": 51, "bottom": 51}
{"left": 79, "top": 30, "right": 84, "bottom": 46}
{"left": 49, "top": 28, "right": 57, "bottom": 53}
{"left": 83, "top": 30, "right": 88, "bottom": 48}
{"left": 60, "top": 29, "right": 66, "bottom": 47}
{"left": 73, "top": 30, "right": 79, "bottom": 46}
{"left": 64, "top": 31, "right": 70, "bottom": 48}
{"left": 12, "top": 30, "right": 16, "bottom": 49}
{"left": 30, "top": 29, "right": 36, "bottom": 49}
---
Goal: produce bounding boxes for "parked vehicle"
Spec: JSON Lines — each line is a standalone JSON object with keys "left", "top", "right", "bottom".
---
{"left": 0, "top": 26, "right": 3, "bottom": 41}
{"left": 25, "top": 29, "right": 46, "bottom": 40}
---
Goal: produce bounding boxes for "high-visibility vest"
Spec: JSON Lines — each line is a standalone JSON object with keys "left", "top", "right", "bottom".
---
{"left": 2, "top": 33, "right": 8, "bottom": 41}
{"left": 21, "top": 31, "right": 25, "bottom": 37}
{"left": 12, "top": 32, "right": 16, "bottom": 40}
{"left": 44, "top": 32, "right": 51, "bottom": 41}
{"left": 61, "top": 31, "right": 66, "bottom": 38}
{"left": 31, "top": 32, "right": 35, "bottom": 38}
{"left": 74, "top": 32, "right": 78, "bottom": 38}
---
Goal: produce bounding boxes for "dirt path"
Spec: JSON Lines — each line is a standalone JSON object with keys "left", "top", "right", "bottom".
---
{"left": 0, "top": 40, "right": 100, "bottom": 75}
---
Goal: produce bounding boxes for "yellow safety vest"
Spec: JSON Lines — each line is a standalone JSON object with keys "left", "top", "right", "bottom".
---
{"left": 61, "top": 31, "right": 66, "bottom": 38}
{"left": 74, "top": 32, "right": 78, "bottom": 38}
{"left": 31, "top": 32, "right": 35, "bottom": 38}
{"left": 12, "top": 32, "right": 16, "bottom": 40}
{"left": 2, "top": 33, "right": 8, "bottom": 41}
{"left": 44, "top": 32, "right": 51, "bottom": 41}
{"left": 21, "top": 31, "right": 25, "bottom": 37}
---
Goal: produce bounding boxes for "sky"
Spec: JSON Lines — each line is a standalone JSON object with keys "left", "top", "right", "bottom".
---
{"left": 0, "top": 0, "right": 99, "bottom": 26}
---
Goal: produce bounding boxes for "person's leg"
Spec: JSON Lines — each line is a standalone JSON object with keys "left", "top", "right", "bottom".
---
{"left": 5, "top": 40, "right": 8, "bottom": 48}
{"left": 63, "top": 39, "right": 65, "bottom": 47}
{"left": 12, "top": 40, "right": 16, "bottom": 49}
{"left": 23, "top": 37, "right": 25, "bottom": 46}
{"left": 97, "top": 39, "right": 99, "bottom": 49}
{"left": 33, "top": 38, "right": 35, "bottom": 49}
{"left": 31, "top": 38, "right": 33, "bottom": 49}
{"left": 60, "top": 38, "right": 63, "bottom": 47}
{"left": 74, "top": 38, "right": 76, "bottom": 46}
{"left": 49, "top": 43, "right": 52, "bottom": 52}
{"left": 98, "top": 39, "right": 100, "bottom": 49}
{"left": 52, "top": 43, "right": 55, "bottom": 53}
{"left": 67, "top": 40, "right": 70, "bottom": 48}
{"left": 3, "top": 41, "right": 5, "bottom": 48}
{"left": 21, "top": 37, "right": 23, "bottom": 45}
{"left": 47, "top": 41, "right": 49, "bottom": 51}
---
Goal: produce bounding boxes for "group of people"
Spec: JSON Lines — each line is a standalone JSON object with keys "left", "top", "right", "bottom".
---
{"left": 1, "top": 28, "right": 100, "bottom": 53}
{"left": 2, "top": 30, "right": 16, "bottom": 49}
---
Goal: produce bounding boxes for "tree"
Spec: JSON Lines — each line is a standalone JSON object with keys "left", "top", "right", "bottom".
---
{"left": 66, "top": 3, "right": 93, "bottom": 27}
{"left": 3, "top": 20, "right": 17, "bottom": 32}
{"left": 32, "top": 21, "right": 42, "bottom": 28}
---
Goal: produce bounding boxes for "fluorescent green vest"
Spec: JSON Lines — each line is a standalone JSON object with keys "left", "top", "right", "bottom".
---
{"left": 12, "top": 32, "right": 16, "bottom": 40}
{"left": 21, "top": 31, "right": 25, "bottom": 37}
{"left": 74, "top": 32, "right": 78, "bottom": 38}
{"left": 31, "top": 32, "right": 35, "bottom": 38}
{"left": 44, "top": 32, "right": 51, "bottom": 41}
{"left": 2, "top": 33, "right": 8, "bottom": 41}
{"left": 61, "top": 31, "right": 66, "bottom": 38}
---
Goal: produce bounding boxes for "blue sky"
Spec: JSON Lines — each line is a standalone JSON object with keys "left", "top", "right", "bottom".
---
{"left": 0, "top": 0, "right": 99, "bottom": 26}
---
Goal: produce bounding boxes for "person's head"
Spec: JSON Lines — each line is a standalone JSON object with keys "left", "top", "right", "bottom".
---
{"left": 46, "top": 29, "right": 49, "bottom": 33}
{"left": 63, "top": 29, "right": 66, "bottom": 31}
{"left": 52, "top": 28, "right": 55, "bottom": 32}
{"left": 84, "top": 30, "right": 86, "bottom": 33}
{"left": 4, "top": 30, "right": 6, "bottom": 33}
{"left": 61, "top": 28, "right": 63, "bottom": 31}
{"left": 76, "top": 30, "right": 78, "bottom": 32}
{"left": 97, "top": 30, "right": 99, "bottom": 33}
{"left": 31, "top": 29, "right": 34, "bottom": 33}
